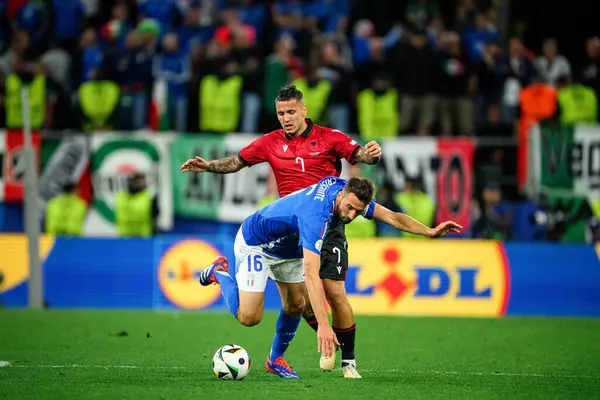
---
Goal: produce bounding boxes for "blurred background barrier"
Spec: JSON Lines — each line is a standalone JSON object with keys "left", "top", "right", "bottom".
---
{"left": 1, "top": 234, "right": 598, "bottom": 317}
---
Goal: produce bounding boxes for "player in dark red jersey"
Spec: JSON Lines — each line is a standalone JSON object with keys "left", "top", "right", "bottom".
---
{"left": 181, "top": 85, "right": 382, "bottom": 378}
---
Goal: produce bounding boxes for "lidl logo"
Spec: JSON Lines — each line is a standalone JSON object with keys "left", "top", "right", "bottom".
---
{"left": 346, "top": 240, "right": 510, "bottom": 317}
{"left": 158, "top": 239, "right": 222, "bottom": 310}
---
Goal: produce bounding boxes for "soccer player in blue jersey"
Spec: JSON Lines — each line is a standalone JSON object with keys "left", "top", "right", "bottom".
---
{"left": 198, "top": 177, "right": 461, "bottom": 379}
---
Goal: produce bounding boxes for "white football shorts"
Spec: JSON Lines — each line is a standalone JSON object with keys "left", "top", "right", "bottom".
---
{"left": 234, "top": 227, "right": 304, "bottom": 292}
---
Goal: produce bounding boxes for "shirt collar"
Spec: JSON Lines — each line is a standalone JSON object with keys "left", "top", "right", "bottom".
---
{"left": 285, "top": 119, "right": 314, "bottom": 140}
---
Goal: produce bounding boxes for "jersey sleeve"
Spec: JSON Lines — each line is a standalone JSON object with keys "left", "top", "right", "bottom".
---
{"left": 298, "top": 213, "right": 330, "bottom": 255}
{"left": 328, "top": 129, "right": 361, "bottom": 165}
{"left": 238, "top": 134, "right": 270, "bottom": 167}
{"left": 362, "top": 200, "right": 377, "bottom": 220}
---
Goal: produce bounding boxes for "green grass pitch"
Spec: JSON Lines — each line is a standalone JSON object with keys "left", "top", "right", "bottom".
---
{"left": 0, "top": 310, "right": 599, "bottom": 399}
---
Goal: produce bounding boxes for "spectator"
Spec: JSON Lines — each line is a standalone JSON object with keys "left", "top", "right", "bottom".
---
{"left": 214, "top": 7, "right": 256, "bottom": 50}
{"left": 503, "top": 37, "right": 535, "bottom": 122}
{"left": 152, "top": 32, "right": 191, "bottom": 132}
{"left": 536, "top": 38, "right": 571, "bottom": 87}
{"left": 317, "top": 39, "right": 352, "bottom": 132}
{"left": 438, "top": 30, "right": 475, "bottom": 136}
{"left": 471, "top": 181, "right": 511, "bottom": 240}
{"left": 357, "top": 73, "right": 398, "bottom": 139}
{"left": 138, "top": 0, "right": 181, "bottom": 35}
{"left": 395, "top": 27, "right": 439, "bottom": 136}
{"left": 404, "top": 0, "right": 440, "bottom": 31}
{"left": 455, "top": 0, "right": 476, "bottom": 33}
{"left": 581, "top": 37, "right": 600, "bottom": 107}
{"left": 395, "top": 176, "right": 435, "bottom": 238}
{"left": 115, "top": 172, "right": 159, "bottom": 237}
{"left": 73, "top": 27, "right": 103, "bottom": 86}
{"left": 231, "top": 26, "right": 262, "bottom": 133}
{"left": 78, "top": 67, "right": 120, "bottom": 132}
{"left": 262, "top": 33, "right": 303, "bottom": 130}
{"left": 463, "top": 11, "right": 499, "bottom": 63}
{"left": 51, "top": 0, "right": 86, "bottom": 53}
{"left": 45, "top": 182, "right": 87, "bottom": 237}
{"left": 110, "top": 29, "right": 154, "bottom": 130}
{"left": 178, "top": 1, "right": 213, "bottom": 58}
{"left": 0, "top": 30, "right": 30, "bottom": 77}
{"left": 555, "top": 74, "right": 598, "bottom": 125}
{"left": 234, "top": 0, "right": 268, "bottom": 41}
{"left": 473, "top": 38, "right": 508, "bottom": 123}
{"left": 14, "top": 2, "right": 48, "bottom": 50}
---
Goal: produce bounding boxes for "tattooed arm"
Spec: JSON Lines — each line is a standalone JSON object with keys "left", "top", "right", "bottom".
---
{"left": 354, "top": 141, "right": 382, "bottom": 165}
{"left": 207, "top": 156, "right": 246, "bottom": 173}
{"left": 180, "top": 155, "right": 246, "bottom": 174}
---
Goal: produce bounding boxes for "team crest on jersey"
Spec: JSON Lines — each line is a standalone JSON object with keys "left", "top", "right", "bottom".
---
{"left": 309, "top": 140, "right": 318, "bottom": 152}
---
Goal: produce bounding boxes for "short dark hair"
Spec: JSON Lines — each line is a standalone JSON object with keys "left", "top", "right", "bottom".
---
{"left": 343, "top": 177, "right": 374, "bottom": 204}
{"left": 275, "top": 84, "right": 303, "bottom": 103}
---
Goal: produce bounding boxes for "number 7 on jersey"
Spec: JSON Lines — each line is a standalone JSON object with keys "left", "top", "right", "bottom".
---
{"left": 295, "top": 157, "right": 305, "bottom": 172}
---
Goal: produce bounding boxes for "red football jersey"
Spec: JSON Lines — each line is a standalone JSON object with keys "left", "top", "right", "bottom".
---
{"left": 238, "top": 119, "right": 361, "bottom": 197}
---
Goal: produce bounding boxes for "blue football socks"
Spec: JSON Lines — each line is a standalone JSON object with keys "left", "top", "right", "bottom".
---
{"left": 270, "top": 309, "right": 301, "bottom": 360}
{"left": 215, "top": 270, "right": 240, "bottom": 319}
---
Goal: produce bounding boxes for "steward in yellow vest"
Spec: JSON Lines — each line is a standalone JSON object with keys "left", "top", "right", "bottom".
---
{"left": 345, "top": 164, "right": 377, "bottom": 238}
{"left": 292, "top": 76, "right": 331, "bottom": 124}
{"left": 5, "top": 73, "right": 46, "bottom": 129}
{"left": 45, "top": 183, "right": 87, "bottom": 236}
{"left": 556, "top": 75, "right": 598, "bottom": 125}
{"left": 199, "top": 69, "right": 243, "bottom": 133}
{"left": 357, "top": 76, "right": 399, "bottom": 140}
{"left": 115, "top": 173, "right": 158, "bottom": 237}
{"left": 394, "top": 178, "right": 435, "bottom": 239}
{"left": 79, "top": 74, "right": 120, "bottom": 132}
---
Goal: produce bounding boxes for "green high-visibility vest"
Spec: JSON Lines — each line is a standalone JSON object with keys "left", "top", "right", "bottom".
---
{"left": 115, "top": 190, "right": 153, "bottom": 237}
{"left": 79, "top": 80, "right": 120, "bottom": 132}
{"left": 345, "top": 215, "right": 376, "bottom": 238}
{"left": 357, "top": 88, "right": 399, "bottom": 140}
{"left": 199, "top": 75, "right": 243, "bottom": 132}
{"left": 45, "top": 194, "right": 87, "bottom": 236}
{"left": 557, "top": 85, "right": 598, "bottom": 125}
{"left": 5, "top": 74, "right": 46, "bottom": 129}
{"left": 395, "top": 191, "right": 435, "bottom": 239}
{"left": 292, "top": 78, "right": 331, "bottom": 124}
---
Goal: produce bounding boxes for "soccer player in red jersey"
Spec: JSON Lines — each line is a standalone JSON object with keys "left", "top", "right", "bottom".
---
{"left": 181, "top": 85, "right": 383, "bottom": 378}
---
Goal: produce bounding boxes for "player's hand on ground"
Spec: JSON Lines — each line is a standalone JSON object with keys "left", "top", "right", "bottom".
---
{"left": 180, "top": 156, "right": 209, "bottom": 173}
{"left": 364, "top": 141, "right": 382, "bottom": 159}
{"left": 428, "top": 221, "right": 463, "bottom": 238}
{"left": 317, "top": 325, "right": 340, "bottom": 358}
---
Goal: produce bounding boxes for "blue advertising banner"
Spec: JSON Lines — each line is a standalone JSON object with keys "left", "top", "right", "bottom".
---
{"left": 1, "top": 235, "right": 599, "bottom": 317}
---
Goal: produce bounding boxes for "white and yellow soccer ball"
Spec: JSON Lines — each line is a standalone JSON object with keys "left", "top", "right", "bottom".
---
{"left": 212, "top": 344, "right": 251, "bottom": 380}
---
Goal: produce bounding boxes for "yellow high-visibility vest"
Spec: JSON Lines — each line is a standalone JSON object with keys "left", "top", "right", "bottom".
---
{"left": 115, "top": 190, "right": 153, "bottom": 237}
{"left": 357, "top": 88, "right": 399, "bottom": 140}
{"left": 199, "top": 75, "right": 243, "bottom": 132}
{"left": 5, "top": 74, "right": 46, "bottom": 129}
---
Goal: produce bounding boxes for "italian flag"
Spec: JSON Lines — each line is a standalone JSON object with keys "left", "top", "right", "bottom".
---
{"left": 149, "top": 78, "right": 170, "bottom": 131}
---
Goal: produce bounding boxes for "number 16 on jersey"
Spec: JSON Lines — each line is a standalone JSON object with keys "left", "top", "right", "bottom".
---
{"left": 247, "top": 254, "right": 263, "bottom": 272}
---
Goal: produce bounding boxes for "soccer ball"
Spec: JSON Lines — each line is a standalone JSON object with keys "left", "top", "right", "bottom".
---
{"left": 212, "top": 344, "right": 251, "bottom": 380}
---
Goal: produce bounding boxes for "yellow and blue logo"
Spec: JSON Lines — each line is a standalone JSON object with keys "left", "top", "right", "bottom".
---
{"left": 345, "top": 240, "right": 510, "bottom": 317}
{"left": 158, "top": 239, "right": 223, "bottom": 310}
{"left": 0, "top": 234, "right": 55, "bottom": 294}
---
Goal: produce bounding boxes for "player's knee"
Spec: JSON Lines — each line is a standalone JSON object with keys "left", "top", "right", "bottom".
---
{"left": 237, "top": 311, "right": 262, "bottom": 327}
{"left": 302, "top": 302, "right": 315, "bottom": 320}
{"left": 282, "top": 298, "right": 306, "bottom": 317}
{"left": 324, "top": 280, "right": 349, "bottom": 310}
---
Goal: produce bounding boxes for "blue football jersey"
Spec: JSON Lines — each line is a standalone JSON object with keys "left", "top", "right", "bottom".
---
{"left": 242, "top": 177, "right": 376, "bottom": 259}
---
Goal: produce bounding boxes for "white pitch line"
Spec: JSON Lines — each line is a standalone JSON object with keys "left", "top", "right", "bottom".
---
{"left": 363, "top": 369, "right": 600, "bottom": 380}
{"left": 1, "top": 364, "right": 598, "bottom": 379}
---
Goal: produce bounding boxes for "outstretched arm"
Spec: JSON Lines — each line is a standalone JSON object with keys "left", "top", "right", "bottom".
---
{"left": 303, "top": 248, "right": 339, "bottom": 358}
{"left": 180, "top": 155, "right": 246, "bottom": 174}
{"left": 372, "top": 203, "right": 462, "bottom": 238}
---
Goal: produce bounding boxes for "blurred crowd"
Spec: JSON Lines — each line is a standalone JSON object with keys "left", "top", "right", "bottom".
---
{"left": 1, "top": 0, "right": 599, "bottom": 137}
